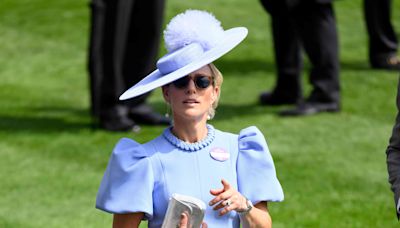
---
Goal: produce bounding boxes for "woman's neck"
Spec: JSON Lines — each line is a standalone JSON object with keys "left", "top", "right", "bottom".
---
{"left": 171, "top": 119, "right": 208, "bottom": 143}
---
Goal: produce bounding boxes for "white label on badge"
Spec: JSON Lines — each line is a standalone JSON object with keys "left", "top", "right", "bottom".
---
{"left": 209, "top": 147, "right": 229, "bottom": 161}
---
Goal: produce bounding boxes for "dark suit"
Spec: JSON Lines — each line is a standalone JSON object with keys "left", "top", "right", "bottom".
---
{"left": 387, "top": 78, "right": 400, "bottom": 218}
{"left": 364, "top": 0, "right": 398, "bottom": 64}
{"left": 88, "top": 0, "right": 165, "bottom": 119}
{"left": 259, "top": 0, "right": 340, "bottom": 103}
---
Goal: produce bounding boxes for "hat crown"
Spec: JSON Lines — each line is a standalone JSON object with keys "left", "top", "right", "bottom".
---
{"left": 164, "top": 10, "right": 225, "bottom": 53}
{"left": 157, "top": 43, "right": 204, "bottom": 74}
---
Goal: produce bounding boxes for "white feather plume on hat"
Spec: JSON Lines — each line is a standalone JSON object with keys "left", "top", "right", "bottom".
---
{"left": 164, "top": 10, "right": 226, "bottom": 52}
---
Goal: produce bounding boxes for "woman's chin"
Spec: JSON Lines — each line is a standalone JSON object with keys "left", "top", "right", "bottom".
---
{"left": 176, "top": 112, "right": 207, "bottom": 122}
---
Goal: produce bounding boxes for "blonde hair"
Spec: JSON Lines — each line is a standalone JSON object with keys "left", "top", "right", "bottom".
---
{"left": 208, "top": 63, "right": 223, "bottom": 119}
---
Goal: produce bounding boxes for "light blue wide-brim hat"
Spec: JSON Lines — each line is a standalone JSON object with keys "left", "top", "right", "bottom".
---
{"left": 119, "top": 9, "right": 248, "bottom": 100}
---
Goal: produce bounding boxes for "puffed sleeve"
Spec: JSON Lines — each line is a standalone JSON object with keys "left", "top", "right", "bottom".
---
{"left": 237, "top": 126, "right": 284, "bottom": 203}
{"left": 96, "top": 138, "right": 154, "bottom": 218}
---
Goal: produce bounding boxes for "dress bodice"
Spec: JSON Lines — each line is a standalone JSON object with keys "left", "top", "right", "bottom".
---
{"left": 96, "top": 125, "right": 284, "bottom": 227}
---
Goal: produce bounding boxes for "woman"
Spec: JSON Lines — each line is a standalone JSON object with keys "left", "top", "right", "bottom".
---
{"left": 96, "top": 10, "right": 284, "bottom": 228}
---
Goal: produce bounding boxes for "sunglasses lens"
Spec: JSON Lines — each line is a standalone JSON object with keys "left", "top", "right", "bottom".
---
{"left": 195, "top": 76, "right": 211, "bottom": 89}
{"left": 172, "top": 77, "right": 190, "bottom": 88}
{"left": 172, "top": 76, "right": 212, "bottom": 89}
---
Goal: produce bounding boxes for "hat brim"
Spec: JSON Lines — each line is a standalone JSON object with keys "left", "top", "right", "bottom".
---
{"left": 119, "top": 27, "right": 248, "bottom": 100}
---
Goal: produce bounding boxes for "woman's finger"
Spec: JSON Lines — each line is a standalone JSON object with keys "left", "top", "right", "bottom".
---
{"left": 210, "top": 179, "right": 231, "bottom": 196}
{"left": 209, "top": 189, "right": 233, "bottom": 206}
{"left": 212, "top": 200, "right": 227, "bottom": 210}
{"left": 209, "top": 180, "right": 235, "bottom": 206}
{"left": 209, "top": 187, "right": 224, "bottom": 196}
{"left": 221, "top": 179, "right": 231, "bottom": 190}
{"left": 179, "top": 212, "right": 189, "bottom": 228}
{"left": 219, "top": 205, "right": 234, "bottom": 216}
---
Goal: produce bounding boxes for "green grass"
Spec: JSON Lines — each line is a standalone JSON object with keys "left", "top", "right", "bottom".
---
{"left": 1, "top": 0, "right": 400, "bottom": 227}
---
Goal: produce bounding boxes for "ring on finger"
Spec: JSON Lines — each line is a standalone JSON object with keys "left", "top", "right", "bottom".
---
{"left": 224, "top": 199, "right": 232, "bottom": 206}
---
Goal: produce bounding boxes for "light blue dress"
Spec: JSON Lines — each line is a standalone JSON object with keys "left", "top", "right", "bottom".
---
{"left": 96, "top": 125, "right": 284, "bottom": 227}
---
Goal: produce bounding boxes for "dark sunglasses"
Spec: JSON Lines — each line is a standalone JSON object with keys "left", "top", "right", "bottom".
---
{"left": 172, "top": 75, "right": 213, "bottom": 89}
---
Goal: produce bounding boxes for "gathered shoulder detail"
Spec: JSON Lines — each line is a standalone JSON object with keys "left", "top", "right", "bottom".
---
{"left": 238, "top": 126, "right": 267, "bottom": 152}
{"left": 111, "top": 138, "right": 150, "bottom": 164}
{"left": 237, "top": 126, "right": 284, "bottom": 203}
{"left": 96, "top": 138, "right": 155, "bottom": 217}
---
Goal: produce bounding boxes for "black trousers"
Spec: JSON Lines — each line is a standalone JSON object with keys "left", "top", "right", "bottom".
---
{"left": 387, "top": 78, "right": 400, "bottom": 219}
{"left": 364, "top": 0, "right": 398, "bottom": 62}
{"left": 88, "top": 0, "right": 165, "bottom": 117}
{"left": 260, "top": 0, "right": 340, "bottom": 103}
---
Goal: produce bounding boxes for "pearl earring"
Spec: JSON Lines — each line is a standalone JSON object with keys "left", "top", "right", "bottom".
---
{"left": 165, "top": 104, "right": 171, "bottom": 118}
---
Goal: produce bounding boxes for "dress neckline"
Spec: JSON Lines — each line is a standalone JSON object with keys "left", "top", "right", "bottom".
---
{"left": 163, "top": 124, "right": 215, "bottom": 151}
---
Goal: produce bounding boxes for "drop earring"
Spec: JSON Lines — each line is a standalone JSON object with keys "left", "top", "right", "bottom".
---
{"left": 165, "top": 104, "right": 171, "bottom": 118}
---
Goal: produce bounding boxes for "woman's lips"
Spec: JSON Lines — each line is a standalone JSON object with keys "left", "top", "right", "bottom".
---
{"left": 183, "top": 99, "right": 199, "bottom": 104}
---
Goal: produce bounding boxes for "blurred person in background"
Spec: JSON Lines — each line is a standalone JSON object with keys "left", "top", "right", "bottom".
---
{"left": 386, "top": 78, "right": 400, "bottom": 219}
{"left": 96, "top": 10, "right": 284, "bottom": 227}
{"left": 364, "top": 0, "right": 400, "bottom": 70}
{"left": 258, "top": 0, "right": 341, "bottom": 116}
{"left": 88, "top": 0, "right": 170, "bottom": 131}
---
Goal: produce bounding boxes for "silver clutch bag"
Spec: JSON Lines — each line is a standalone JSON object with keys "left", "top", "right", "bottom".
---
{"left": 162, "top": 193, "right": 206, "bottom": 228}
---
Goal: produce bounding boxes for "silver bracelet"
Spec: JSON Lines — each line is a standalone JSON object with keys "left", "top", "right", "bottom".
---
{"left": 237, "top": 198, "right": 253, "bottom": 215}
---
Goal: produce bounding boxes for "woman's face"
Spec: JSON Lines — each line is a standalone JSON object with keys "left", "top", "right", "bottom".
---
{"left": 162, "top": 65, "right": 219, "bottom": 122}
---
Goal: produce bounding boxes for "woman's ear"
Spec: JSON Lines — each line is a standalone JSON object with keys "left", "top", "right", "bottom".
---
{"left": 212, "top": 86, "right": 220, "bottom": 102}
{"left": 162, "top": 85, "right": 170, "bottom": 103}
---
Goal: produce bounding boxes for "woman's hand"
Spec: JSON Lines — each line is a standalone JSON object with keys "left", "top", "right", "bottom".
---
{"left": 179, "top": 212, "right": 208, "bottom": 228}
{"left": 208, "top": 179, "right": 248, "bottom": 216}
